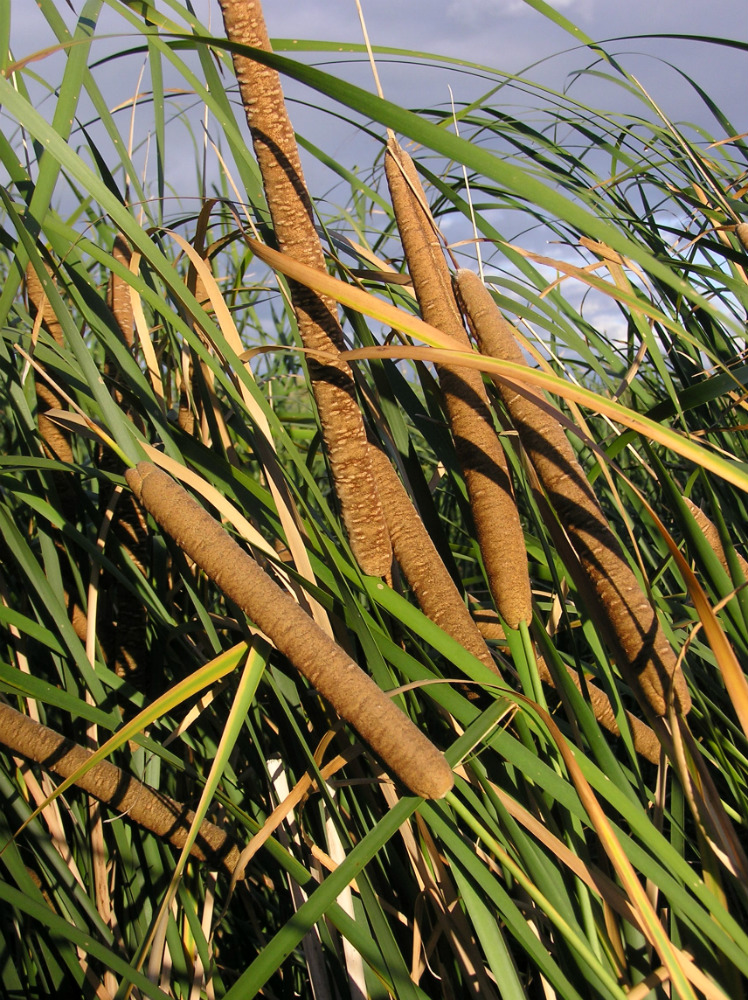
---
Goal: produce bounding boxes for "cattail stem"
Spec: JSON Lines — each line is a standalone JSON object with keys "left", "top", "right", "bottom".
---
{"left": 126, "top": 462, "right": 453, "bottom": 799}
{"left": 456, "top": 268, "right": 690, "bottom": 717}
{"left": 0, "top": 701, "right": 240, "bottom": 874}
{"left": 384, "top": 138, "right": 532, "bottom": 628}
{"left": 217, "top": 0, "right": 390, "bottom": 577}
{"left": 518, "top": 620, "right": 547, "bottom": 708}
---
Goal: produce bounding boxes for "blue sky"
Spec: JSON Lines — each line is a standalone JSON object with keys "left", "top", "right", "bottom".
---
{"left": 8, "top": 1, "right": 745, "bottom": 228}
{"left": 7, "top": 1, "right": 746, "bottom": 243}
{"left": 11, "top": 0, "right": 746, "bottom": 133}
{"left": 5, "top": 0, "right": 746, "bottom": 354}
{"left": 259, "top": 0, "right": 746, "bottom": 126}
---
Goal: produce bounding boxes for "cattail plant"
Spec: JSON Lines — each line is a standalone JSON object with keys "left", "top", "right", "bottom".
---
{"left": 384, "top": 138, "right": 532, "bottom": 630}
{"left": 6, "top": 3, "right": 748, "bottom": 993}
{"left": 543, "top": 658, "right": 661, "bottom": 763}
{"left": 217, "top": 0, "right": 391, "bottom": 577}
{"left": 126, "top": 462, "right": 453, "bottom": 799}
{"left": 456, "top": 268, "right": 691, "bottom": 717}
{"left": 0, "top": 701, "right": 240, "bottom": 874}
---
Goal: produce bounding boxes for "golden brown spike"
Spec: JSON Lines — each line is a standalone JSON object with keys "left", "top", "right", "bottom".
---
{"left": 456, "top": 268, "right": 690, "bottom": 717}
{"left": 574, "top": 675, "right": 661, "bottom": 764}
{"left": 25, "top": 260, "right": 63, "bottom": 348}
{"left": 683, "top": 496, "right": 748, "bottom": 579}
{"left": 736, "top": 222, "right": 748, "bottom": 253}
{"left": 126, "top": 463, "right": 453, "bottom": 799}
{"left": 217, "top": 0, "right": 390, "bottom": 577}
{"left": 367, "top": 443, "right": 497, "bottom": 674}
{"left": 536, "top": 659, "right": 661, "bottom": 765}
{"left": 106, "top": 235, "right": 134, "bottom": 347}
{"left": 384, "top": 138, "right": 532, "bottom": 629}
{"left": 26, "top": 261, "right": 74, "bottom": 468}
{"left": 0, "top": 702, "right": 241, "bottom": 874}
{"left": 34, "top": 382, "right": 74, "bottom": 467}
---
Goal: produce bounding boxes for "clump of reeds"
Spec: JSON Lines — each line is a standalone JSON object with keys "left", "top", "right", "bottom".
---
{"left": 455, "top": 268, "right": 691, "bottom": 717}
{"left": 125, "top": 462, "right": 453, "bottom": 799}
{"left": 384, "top": 137, "right": 532, "bottom": 630}
{"left": 217, "top": 0, "right": 391, "bottom": 578}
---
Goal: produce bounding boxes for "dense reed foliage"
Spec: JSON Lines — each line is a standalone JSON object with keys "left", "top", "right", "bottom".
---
{"left": 0, "top": 1, "right": 747, "bottom": 997}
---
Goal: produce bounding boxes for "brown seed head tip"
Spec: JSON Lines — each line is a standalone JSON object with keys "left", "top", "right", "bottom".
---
{"left": 125, "top": 461, "right": 157, "bottom": 503}
{"left": 358, "top": 551, "right": 392, "bottom": 579}
{"left": 455, "top": 268, "right": 482, "bottom": 295}
{"left": 737, "top": 223, "right": 748, "bottom": 253}
{"left": 124, "top": 466, "right": 143, "bottom": 501}
{"left": 418, "top": 758, "right": 454, "bottom": 799}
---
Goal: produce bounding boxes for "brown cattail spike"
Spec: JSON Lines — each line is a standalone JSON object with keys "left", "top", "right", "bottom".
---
{"left": 0, "top": 701, "right": 240, "bottom": 874}
{"left": 99, "top": 235, "right": 151, "bottom": 687}
{"left": 683, "top": 497, "right": 748, "bottom": 579}
{"left": 384, "top": 138, "right": 532, "bottom": 629}
{"left": 456, "top": 268, "right": 690, "bottom": 718}
{"left": 217, "top": 0, "right": 391, "bottom": 578}
{"left": 367, "top": 443, "right": 497, "bottom": 675}
{"left": 106, "top": 235, "right": 134, "bottom": 347}
{"left": 126, "top": 463, "right": 453, "bottom": 799}
{"left": 26, "top": 261, "right": 74, "bottom": 469}
{"left": 25, "top": 260, "right": 77, "bottom": 536}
